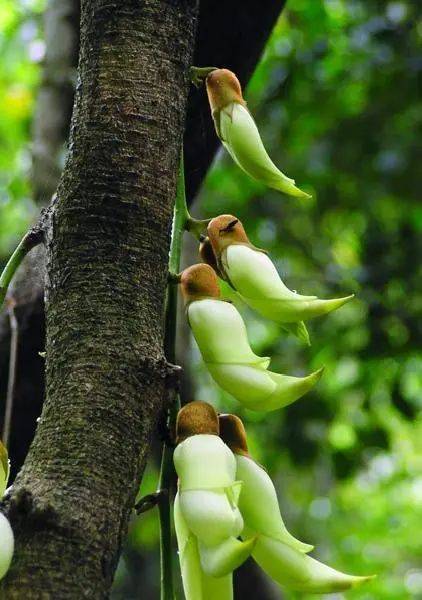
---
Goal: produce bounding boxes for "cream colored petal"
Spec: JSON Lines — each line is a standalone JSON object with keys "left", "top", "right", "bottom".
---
{"left": 263, "top": 368, "right": 324, "bottom": 411}
{"left": 250, "top": 534, "right": 375, "bottom": 593}
{"left": 0, "top": 513, "right": 14, "bottom": 580}
{"left": 219, "top": 103, "right": 310, "bottom": 198}
{"left": 236, "top": 455, "right": 312, "bottom": 553}
{"left": 179, "top": 489, "right": 243, "bottom": 547}
{"left": 188, "top": 299, "right": 270, "bottom": 367}
{"left": 199, "top": 536, "right": 257, "bottom": 578}
{"left": 174, "top": 435, "right": 236, "bottom": 491}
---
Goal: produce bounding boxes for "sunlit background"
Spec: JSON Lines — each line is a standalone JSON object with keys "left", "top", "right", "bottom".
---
{"left": 0, "top": 1, "right": 421, "bottom": 598}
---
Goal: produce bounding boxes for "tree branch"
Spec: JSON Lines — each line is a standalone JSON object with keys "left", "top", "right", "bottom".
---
{"left": 1, "top": 1, "right": 198, "bottom": 597}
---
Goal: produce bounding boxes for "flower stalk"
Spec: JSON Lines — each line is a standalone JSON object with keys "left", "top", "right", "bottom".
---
{"left": 158, "top": 150, "right": 193, "bottom": 600}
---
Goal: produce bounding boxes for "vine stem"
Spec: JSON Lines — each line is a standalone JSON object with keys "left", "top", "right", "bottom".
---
{"left": 0, "top": 229, "right": 43, "bottom": 309}
{"left": 158, "top": 150, "right": 190, "bottom": 600}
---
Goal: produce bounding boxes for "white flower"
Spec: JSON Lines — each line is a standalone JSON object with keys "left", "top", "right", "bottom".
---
{"left": 205, "top": 215, "right": 353, "bottom": 343}
{"left": 181, "top": 268, "right": 323, "bottom": 412}
{"left": 205, "top": 69, "right": 310, "bottom": 199}
{"left": 173, "top": 402, "right": 255, "bottom": 597}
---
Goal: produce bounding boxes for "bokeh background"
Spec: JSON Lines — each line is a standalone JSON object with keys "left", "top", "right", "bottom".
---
{"left": 0, "top": 1, "right": 421, "bottom": 598}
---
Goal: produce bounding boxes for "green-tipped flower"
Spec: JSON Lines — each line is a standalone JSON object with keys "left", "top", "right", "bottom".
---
{"left": 219, "top": 414, "right": 313, "bottom": 554}
{"left": 0, "top": 441, "right": 13, "bottom": 580}
{"left": 173, "top": 402, "right": 255, "bottom": 596}
{"left": 181, "top": 265, "right": 323, "bottom": 411}
{"left": 205, "top": 69, "right": 310, "bottom": 199}
{"left": 204, "top": 215, "right": 353, "bottom": 343}
{"left": 219, "top": 415, "right": 375, "bottom": 594}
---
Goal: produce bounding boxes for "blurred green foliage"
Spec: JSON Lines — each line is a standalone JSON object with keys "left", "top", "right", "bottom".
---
{"left": 1, "top": 0, "right": 421, "bottom": 599}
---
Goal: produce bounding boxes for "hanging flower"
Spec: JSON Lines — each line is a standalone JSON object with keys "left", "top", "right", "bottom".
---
{"left": 205, "top": 68, "right": 310, "bottom": 199}
{"left": 203, "top": 214, "right": 353, "bottom": 344}
{"left": 180, "top": 264, "right": 323, "bottom": 412}
{"left": 173, "top": 402, "right": 255, "bottom": 599}
{"left": 0, "top": 441, "right": 14, "bottom": 580}
{"left": 219, "top": 414, "right": 375, "bottom": 594}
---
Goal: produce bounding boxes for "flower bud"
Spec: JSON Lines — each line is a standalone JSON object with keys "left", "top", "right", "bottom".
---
{"left": 205, "top": 69, "right": 245, "bottom": 114}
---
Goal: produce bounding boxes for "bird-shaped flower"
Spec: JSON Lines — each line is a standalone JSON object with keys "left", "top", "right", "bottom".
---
{"left": 0, "top": 441, "right": 14, "bottom": 580}
{"left": 180, "top": 264, "right": 323, "bottom": 411}
{"left": 173, "top": 402, "right": 256, "bottom": 599}
{"left": 219, "top": 414, "right": 375, "bottom": 594}
{"left": 205, "top": 68, "right": 310, "bottom": 199}
{"left": 203, "top": 214, "right": 353, "bottom": 345}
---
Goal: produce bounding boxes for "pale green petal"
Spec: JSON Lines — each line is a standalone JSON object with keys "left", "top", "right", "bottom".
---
{"left": 242, "top": 293, "right": 354, "bottom": 324}
{"left": 199, "top": 536, "right": 256, "bottom": 578}
{"left": 175, "top": 493, "right": 233, "bottom": 600}
{"left": 188, "top": 299, "right": 270, "bottom": 367}
{"left": 219, "top": 103, "right": 310, "bottom": 198}
{"left": 206, "top": 363, "right": 323, "bottom": 412}
{"left": 236, "top": 455, "right": 312, "bottom": 553}
{"left": 206, "top": 363, "right": 277, "bottom": 407}
{"left": 222, "top": 245, "right": 354, "bottom": 325}
{"left": 0, "top": 513, "right": 14, "bottom": 580}
{"left": 223, "top": 245, "right": 315, "bottom": 302}
{"left": 174, "top": 435, "right": 236, "bottom": 491}
{"left": 0, "top": 442, "right": 10, "bottom": 497}
{"left": 179, "top": 489, "right": 243, "bottom": 547}
{"left": 263, "top": 368, "right": 324, "bottom": 411}
{"left": 174, "top": 493, "right": 203, "bottom": 600}
{"left": 250, "top": 534, "right": 374, "bottom": 593}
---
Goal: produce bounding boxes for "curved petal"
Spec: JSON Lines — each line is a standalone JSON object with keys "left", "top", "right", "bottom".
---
{"left": 250, "top": 534, "right": 375, "bottom": 593}
{"left": 218, "top": 103, "right": 309, "bottom": 199}
{"left": 0, "top": 513, "right": 14, "bottom": 580}
{"left": 235, "top": 455, "right": 313, "bottom": 553}
{"left": 206, "top": 363, "right": 323, "bottom": 412}
{"left": 179, "top": 489, "right": 243, "bottom": 547}
{"left": 188, "top": 299, "right": 269, "bottom": 367}
{"left": 241, "top": 294, "right": 354, "bottom": 324}
{"left": 174, "top": 435, "right": 236, "bottom": 491}
{"left": 199, "top": 536, "right": 257, "bottom": 578}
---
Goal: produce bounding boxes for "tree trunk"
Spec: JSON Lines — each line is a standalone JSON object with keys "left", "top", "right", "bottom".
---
{"left": 1, "top": 1, "right": 198, "bottom": 597}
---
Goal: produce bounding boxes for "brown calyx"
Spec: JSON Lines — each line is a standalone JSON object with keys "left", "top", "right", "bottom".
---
{"left": 206, "top": 69, "right": 246, "bottom": 113}
{"left": 199, "top": 236, "right": 221, "bottom": 276}
{"left": 207, "top": 214, "right": 250, "bottom": 256}
{"left": 218, "top": 413, "right": 249, "bottom": 456}
{"left": 180, "top": 263, "right": 220, "bottom": 303}
{"left": 176, "top": 401, "right": 219, "bottom": 444}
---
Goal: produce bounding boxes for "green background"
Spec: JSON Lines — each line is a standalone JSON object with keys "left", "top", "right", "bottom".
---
{"left": 1, "top": 1, "right": 420, "bottom": 598}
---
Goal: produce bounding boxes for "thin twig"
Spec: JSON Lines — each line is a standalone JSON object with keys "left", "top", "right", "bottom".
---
{"left": 3, "top": 298, "right": 19, "bottom": 448}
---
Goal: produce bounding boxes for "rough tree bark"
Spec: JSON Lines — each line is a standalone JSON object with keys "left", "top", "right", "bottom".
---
{"left": 1, "top": 1, "right": 198, "bottom": 597}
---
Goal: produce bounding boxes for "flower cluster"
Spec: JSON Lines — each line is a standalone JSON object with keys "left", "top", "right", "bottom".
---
{"left": 171, "top": 68, "right": 374, "bottom": 598}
